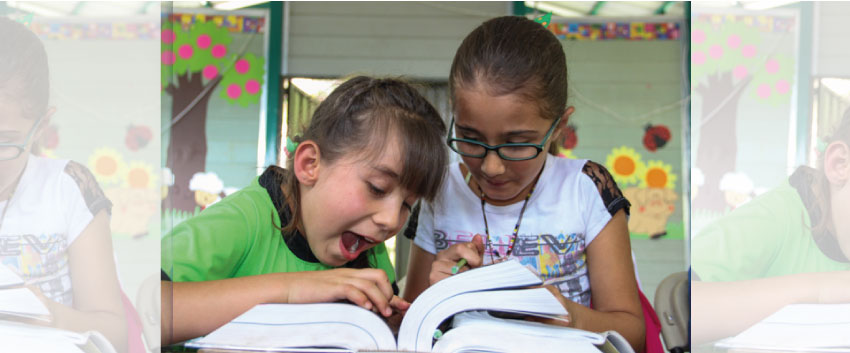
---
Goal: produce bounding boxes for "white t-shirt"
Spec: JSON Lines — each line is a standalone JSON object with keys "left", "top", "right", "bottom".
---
{"left": 0, "top": 156, "right": 111, "bottom": 306}
{"left": 414, "top": 155, "right": 630, "bottom": 306}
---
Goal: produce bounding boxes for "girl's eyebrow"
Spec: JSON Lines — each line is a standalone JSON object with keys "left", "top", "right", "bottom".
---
{"left": 455, "top": 124, "right": 538, "bottom": 137}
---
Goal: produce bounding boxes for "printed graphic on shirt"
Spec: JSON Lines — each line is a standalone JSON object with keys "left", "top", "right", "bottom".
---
{"left": 433, "top": 230, "right": 591, "bottom": 306}
{"left": 0, "top": 232, "right": 74, "bottom": 305}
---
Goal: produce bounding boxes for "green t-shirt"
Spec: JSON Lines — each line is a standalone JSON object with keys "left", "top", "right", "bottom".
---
{"left": 161, "top": 175, "right": 396, "bottom": 284}
{"left": 693, "top": 181, "right": 850, "bottom": 282}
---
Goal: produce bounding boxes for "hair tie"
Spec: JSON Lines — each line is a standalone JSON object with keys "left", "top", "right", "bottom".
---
{"left": 816, "top": 138, "right": 829, "bottom": 155}
{"left": 534, "top": 12, "right": 552, "bottom": 27}
{"left": 285, "top": 136, "right": 299, "bottom": 156}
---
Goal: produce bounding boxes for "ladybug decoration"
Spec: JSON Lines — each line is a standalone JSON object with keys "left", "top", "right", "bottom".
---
{"left": 560, "top": 124, "right": 578, "bottom": 150}
{"left": 125, "top": 125, "right": 153, "bottom": 152}
{"left": 643, "top": 124, "right": 671, "bottom": 152}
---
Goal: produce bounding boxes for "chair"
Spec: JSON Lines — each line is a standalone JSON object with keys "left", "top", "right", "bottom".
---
{"left": 134, "top": 273, "right": 161, "bottom": 352}
{"left": 654, "top": 271, "right": 689, "bottom": 353}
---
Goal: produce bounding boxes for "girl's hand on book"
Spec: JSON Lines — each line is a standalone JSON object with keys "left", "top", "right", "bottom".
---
{"left": 385, "top": 295, "right": 411, "bottom": 334}
{"left": 430, "top": 234, "right": 485, "bottom": 285}
{"left": 524, "top": 285, "right": 575, "bottom": 327}
{"left": 286, "top": 268, "right": 395, "bottom": 317}
{"left": 389, "top": 295, "right": 411, "bottom": 313}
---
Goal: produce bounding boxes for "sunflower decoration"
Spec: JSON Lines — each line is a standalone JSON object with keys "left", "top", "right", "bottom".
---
{"left": 605, "top": 146, "right": 646, "bottom": 187}
{"left": 641, "top": 160, "right": 678, "bottom": 189}
{"left": 557, "top": 147, "right": 577, "bottom": 159}
{"left": 88, "top": 148, "right": 127, "bottom": 184}
{"left": 124, "top": 161, "right": 156, "bottom": 189}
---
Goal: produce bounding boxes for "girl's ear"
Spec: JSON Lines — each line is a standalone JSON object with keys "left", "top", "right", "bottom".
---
{"left": 560, "top": 106, "right": 575, "bottom": 128}
{"left": 29, "top": 107, "right": 56, "bottom": 154}
{"left": 293, "top": 140, "right": 321, "bottom": 187}
{"left": 34, "top": 107, "right": 56, "bottom": 141}
{"left": 552, "top": 106, "right": 575, "bottom": 145}
{"left": 824, "top": 141, "right": 850, "bottom": 187}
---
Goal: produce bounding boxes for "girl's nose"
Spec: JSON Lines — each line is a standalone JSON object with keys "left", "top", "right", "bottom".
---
{"left": 372, "top": 199, "right": 404, "bottom": 237}
{"left": 480, "top": 150, "right": 505, "bottom": 178}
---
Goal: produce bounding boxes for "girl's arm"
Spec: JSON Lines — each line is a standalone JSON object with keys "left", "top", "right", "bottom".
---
{"left": 556, "top": 210, "right": 645, "bottom": 353}
{"left": 54, "top": 210, "right": 128, "bottom": 353}
{"left": 692, "top": 271, "right": 850, "bottom": 344}
{"left": 162, "top": 267, "right": 398, "bottom": 345}
{"left": 402, "top": 243, "right": 435, "bottom": 302}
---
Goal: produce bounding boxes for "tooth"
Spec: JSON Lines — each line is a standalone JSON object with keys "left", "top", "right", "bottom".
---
{"left": 349, "top": 238, "right": 359, "bottom": 253}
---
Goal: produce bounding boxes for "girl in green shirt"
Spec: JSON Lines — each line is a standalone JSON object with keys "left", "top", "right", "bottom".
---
{"left": 692, "top": 110, "right": 850, "bottom": 343}
{"left": 161, "top": 76, "right": 448, "bottom": 345}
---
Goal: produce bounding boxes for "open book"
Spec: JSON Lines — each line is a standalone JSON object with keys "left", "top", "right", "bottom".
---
{"left": 0, "top": 320, "right": 116, "bottom": 353}
{"left": 0, "top": 265, "right": 51, "bottom": 322}
{"left": 187, "top": 260, "right": 627, "bottom": 353}
{"left": 716, "top": 303, "right": 850, "bottom": 352}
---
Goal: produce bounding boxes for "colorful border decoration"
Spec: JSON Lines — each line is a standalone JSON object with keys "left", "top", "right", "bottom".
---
{"left": 548, "top": 22, "right": 680, "bottom": 40}
{"left": 164, "top": 13, "right": 266, "bottom": 34}
{"left": 694, "top": 13, "right": 795, "bottom": 33}
{"left": 29, "top": 22, "right": 159, "bottom": 40}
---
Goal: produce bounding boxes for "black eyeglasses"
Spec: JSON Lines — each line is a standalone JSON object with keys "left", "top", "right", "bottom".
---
{"left": 0, "top": 114, "right": 45, "bottom": 161}
{"left": 446, "top": 115, "right": 562, "bottom": 161}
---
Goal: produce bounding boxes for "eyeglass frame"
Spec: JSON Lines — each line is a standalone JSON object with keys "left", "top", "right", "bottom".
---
{"left": 446, "top": 115, "right": 563, "bottom": 161}
{"left": 0, "top": 113, "right": 46, "bottom": 161}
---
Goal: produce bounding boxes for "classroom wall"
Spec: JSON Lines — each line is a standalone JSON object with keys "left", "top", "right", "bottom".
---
{"left": 42, "top": 23, "right": 160, "bottom": 306}
{"left": 286, "top": 1, "right": 510, "bottom": 79}
{"left": 691, "top": 8, "right": 800, "bottom": 237}
{"left": 814, "top": 2, "right": 850, "bottom": 77}
{"left": 160, "top": 10, "right": 268, "bottom": 200}
{"left": 563, "top": 38, "right": 688, "bottom": 300}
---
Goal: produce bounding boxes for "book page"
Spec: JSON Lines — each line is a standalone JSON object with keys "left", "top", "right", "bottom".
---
{"left": 434, "top": 318, "right": 602, "bottom": 353}
{"left": 717, "top": 304, "right": 850, "bottom": 351}
{"left": 186, "top": 303, "right": 396, "bottom": 351}
{"left": 0, "top": 265, "right": 24, "bottom": 288}
{"left": 398, "top": 259, "right": 544, "bottom": 351}
{"left": 0, "top": 287, "right": 51, "bottom": 319}
{"left": 399, "top": 287, "right": 568, "bottom": 352}
{"left": 0, "top": 320, "right": 88, "bottom": 352}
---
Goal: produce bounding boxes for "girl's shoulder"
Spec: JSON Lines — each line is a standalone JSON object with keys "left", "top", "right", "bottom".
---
{"left": 543, "top": 156, "right": 629, "bottom": 216}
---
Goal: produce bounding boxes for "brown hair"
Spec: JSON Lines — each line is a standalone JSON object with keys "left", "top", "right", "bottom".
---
{"left": 807, "top": 109, "right": 850, "bottom": 238}
{"left": 278, "top": 76, "right": 448, "bottom": 235}
{"left": 0, "top": 17, "right": 49, "bottom": 120}
{"left": 449, "top": 16, "right": 567, "bottom": 154}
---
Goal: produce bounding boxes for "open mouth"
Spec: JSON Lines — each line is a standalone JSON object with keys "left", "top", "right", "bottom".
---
{"left": 339, "top": 231, "right": 375, "bottom": 261}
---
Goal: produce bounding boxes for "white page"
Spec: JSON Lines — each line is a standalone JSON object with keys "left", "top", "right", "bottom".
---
{"left": 451, "top": 311, "right": 604, "bottom": 344}
{"left": 0, "top": 287, "right": 51, "bottom": 318}
{"left": 398, "top": 259, "right": 543, "bottom": 351}
{"left": 434, "top": 322, "right": 601, "bottom": 353}
{"left": 0, "top": 265, "right": 24, "bottom": 288}
{"left": 187, "top": 303, "right": 396, "bottom": 351}
{"left": 717, "top": 304, "right": 850, "bottom": 351}
{"left": 0, "top": 320, "right": 88, "bottom": 352}
{"left": 400, "top": 287, "right": 569, "bottom": 352}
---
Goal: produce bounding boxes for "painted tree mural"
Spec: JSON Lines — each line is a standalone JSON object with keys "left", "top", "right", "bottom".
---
{"left": 692, "top": 14, "right": 794, "bottom": 211}
{"left": 161, "top": 19, "right": 265, "bottom": 211}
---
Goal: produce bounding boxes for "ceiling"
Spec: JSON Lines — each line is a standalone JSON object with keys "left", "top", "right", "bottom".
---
{"left": 1, "top": 1, "right": 798, "bottom": 19}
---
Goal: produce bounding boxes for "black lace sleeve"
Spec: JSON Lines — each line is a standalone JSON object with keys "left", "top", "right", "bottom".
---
{"left": 64, "top": 161, "right": 113, "bottom": 216}
{"left": 581, "top": 161, "right": 630, "bottom": 216}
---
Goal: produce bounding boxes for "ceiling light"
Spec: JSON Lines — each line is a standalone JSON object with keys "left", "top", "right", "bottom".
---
{"left": 212, "top": 0, "right": 267, "bottom": 11}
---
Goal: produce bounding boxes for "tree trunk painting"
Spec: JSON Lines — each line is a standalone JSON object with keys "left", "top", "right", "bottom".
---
{"left": 164, "top": 72, "right": 217, "bottom": 212}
